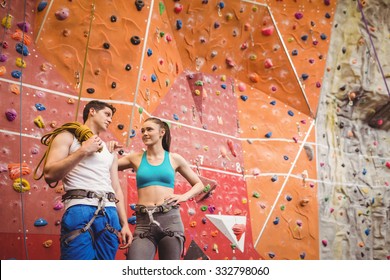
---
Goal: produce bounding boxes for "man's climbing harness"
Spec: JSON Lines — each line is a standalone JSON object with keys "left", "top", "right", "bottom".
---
{"left": 60, "top": 190, "right": 120, "bottom": 246}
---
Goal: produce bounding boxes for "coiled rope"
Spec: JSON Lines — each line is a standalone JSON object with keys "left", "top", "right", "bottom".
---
{"left": 33, "top": 122, "right": 101, "bottom": 188}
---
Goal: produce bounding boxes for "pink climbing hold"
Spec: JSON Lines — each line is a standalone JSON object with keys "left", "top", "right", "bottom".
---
{"left": 238, "top": 82, "right": 246, "bottom": 92}
{"left": 232, "top": 224, "right": 246, "bottom": 241}
{"left": 264, "top": 58, "right": 273, "bottom": 68}
{"left": 322, "top": 239, "right": 328, "bottom": 247}
{"left": 385, "top": 162, "right": 390, "bottom": 169}
{"left": 261, "top": 26, "right": 274, "bottom": 36}
{"left": 174, "top": 3, "right": 183, "bottom": 13}
{"left": 227, "top": 139, "right": 237, "bottom": 157}
{"left": 225, "top": 57, "right": 236, "bottom": 67}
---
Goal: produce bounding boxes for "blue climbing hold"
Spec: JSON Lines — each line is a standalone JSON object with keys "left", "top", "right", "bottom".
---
{"left": 292, "top": 50, "right": 298, "bottom": 56}
{"left": 301, "top": 73, "right": 309, "bottom": 80}
{"left": 301, "top": 35, "right": 308, "bottom": 41}
{"left": 221, "top": 84, "right": 226, "bottom": 89}
{"left": 173, "top": 114, "right": 179, "bottom": 121}
{"left": 270, "top": 100, "right": 276, "bottom": 105}
{"left": 271, "top": 175, "right": 278, "bottom": 182}
{"left": 11, "top": 70, "right": 22, "bottom": 79}
{"left": 147, "top": 48, "right": 153, "bottom": 57}
{"left": 288, "top": 110, "right": 294, "bottom": 116}
{"left": 273, "top": 217, "right": 279, "bottom": 225}
{"left": 35, "top": 103, "right": 46, "bottom": 111}
{"left": 265, "top": 132, "right": 272, "bottom": 138}
{"left": 286, "top": 195, "right": 292, "bottom": 201}
{"left": 320, "top": 33, "right": 327, "bottom": 40}
{"left": 151, "top": 74, "right": 157, "bottom": 82}
{"left": 176, "top": 19, "right": 182, "bottom": 30}
{"left": 16, "top": 43, "right": 29, "bottom": 56}
{"left": 37, "top": 1, "right": 48, "bottom": 12}
{"left": 34, "top": 218, "right": 48, "bottom": 227}
{"left": 240, "top": 95, "right": 248, "bottom": 101}
{"left": 128, "top": 216, "right": 137, "bottom": 225}
{"left": 283, "top": 155, "right": 289, "bottom": 160}
{"left": 129, "top": 129, "right": 136, "bottom": 138}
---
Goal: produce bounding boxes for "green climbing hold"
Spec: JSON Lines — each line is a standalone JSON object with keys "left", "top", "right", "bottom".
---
{"left": 159, "top": 2, "right": 165, "bottom": 15}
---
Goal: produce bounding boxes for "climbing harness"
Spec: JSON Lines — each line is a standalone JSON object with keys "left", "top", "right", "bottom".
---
{"left": 62, "top": 189, "right": 118, "bottom": 203}
{"left": 33, "top": 122, "right": 100, "bottom": 188}
{"left": 133, "top": 203, "right": 185, "bottom": 256}
{"left": 60, "top": 190, "right": 120, "bottom": 246}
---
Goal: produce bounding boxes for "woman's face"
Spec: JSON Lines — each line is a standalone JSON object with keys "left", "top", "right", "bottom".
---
{"left": 141, "top": 121, "right": 164, "bottom": 146}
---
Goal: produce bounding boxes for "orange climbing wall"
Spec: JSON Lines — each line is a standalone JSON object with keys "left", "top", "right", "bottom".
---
{"left": 0, "top": 0, "right": 337, "bottom": 260}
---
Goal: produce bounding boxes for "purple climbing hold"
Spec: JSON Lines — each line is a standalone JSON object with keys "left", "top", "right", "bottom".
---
{"left": 17, "top": 22, "right": 31, "bottom": 33}
{"left": 55, "top": 8, "right": 69, "bottom": 21}
{"left": 5, "top": 109, "right": 17, "bottom": 121}
{"left": 0, "top": 54, "right": 7, "bottom": 62}
{"left": 295, "top": 12, "right": 304, "bottom": 20}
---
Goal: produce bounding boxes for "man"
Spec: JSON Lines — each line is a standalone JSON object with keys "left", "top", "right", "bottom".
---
{"left": 43, "top": 100, "right": 132, "bottom": 259}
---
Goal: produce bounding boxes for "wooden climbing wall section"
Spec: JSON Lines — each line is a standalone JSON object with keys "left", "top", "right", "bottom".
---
{"left": 0, "top": 0, "right": 339, "bottom": 260}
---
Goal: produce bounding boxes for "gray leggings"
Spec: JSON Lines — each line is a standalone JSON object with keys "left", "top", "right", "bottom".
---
{"left": 127, "top": 206, "right": 185, "bottom": 260}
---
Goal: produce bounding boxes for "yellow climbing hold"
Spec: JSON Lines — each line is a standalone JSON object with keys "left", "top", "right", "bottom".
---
{"left": 1, "top": 15, "right": 13, "bottom": 29}
{"left": 43, "top": 240, "right": 53, "bottom": 248}
{"left": 16, "top": 57, "right": 27, "bottom": 68}
{"left": 13, "top": 178, "right": 30, "bottom": 193}
{"left": 34, "top": 115, "right": 45, "bottom": 128}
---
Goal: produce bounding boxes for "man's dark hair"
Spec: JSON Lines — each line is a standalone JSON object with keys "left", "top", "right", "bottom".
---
{"left": 82, "top": 100, "right": 116, "bottom": 123}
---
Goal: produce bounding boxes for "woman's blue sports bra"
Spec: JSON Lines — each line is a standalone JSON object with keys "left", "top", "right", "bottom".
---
{"left": 136, "top": 151, "right": 175, "bottom": 189}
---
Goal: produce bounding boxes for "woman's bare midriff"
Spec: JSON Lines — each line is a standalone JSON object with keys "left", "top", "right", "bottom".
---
{"left": 137, "top": 185, "right": 175, "bottom": 206}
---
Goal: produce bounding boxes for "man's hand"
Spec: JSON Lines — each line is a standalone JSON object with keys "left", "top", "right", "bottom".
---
{"left": 119, "top": 225, "right": 133, "bottom": 249}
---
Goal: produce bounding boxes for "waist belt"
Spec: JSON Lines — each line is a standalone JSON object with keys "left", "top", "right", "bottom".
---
{"left": 62, "top": 189, "right": 118, "bottom": 203}
{"left": 135, "top": 203, "right": 178, "bottom": 214}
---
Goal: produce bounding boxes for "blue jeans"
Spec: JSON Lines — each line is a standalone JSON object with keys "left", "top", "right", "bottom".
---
{"left": 60, "top": 205, "right": 120, "bottom": 260}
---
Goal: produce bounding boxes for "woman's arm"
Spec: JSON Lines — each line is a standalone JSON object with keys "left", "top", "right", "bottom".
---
{"left": 165, "top": 153, "right": 204, "bottom": 205}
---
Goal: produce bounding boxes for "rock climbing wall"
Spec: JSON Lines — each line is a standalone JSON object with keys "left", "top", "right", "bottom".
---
{"left": 1, "top": 0, "right": 387, "bottom": 260}
{"left": 317, "top": 0, "right": 390, "bottom": 260}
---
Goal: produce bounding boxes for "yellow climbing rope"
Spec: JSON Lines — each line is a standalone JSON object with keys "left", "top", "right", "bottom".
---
{"left": 33, "top": 122, "right": 101, "bottom": 188}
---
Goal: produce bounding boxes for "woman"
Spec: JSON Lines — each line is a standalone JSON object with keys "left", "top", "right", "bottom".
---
{"left": 116, "top": 117, "right": 204, "bottom": 260}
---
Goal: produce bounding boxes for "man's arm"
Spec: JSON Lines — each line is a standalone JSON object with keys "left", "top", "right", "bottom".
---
{"left": 110, "top": 154, "right": 133, "bottom": 248}
{"left": 43, "top": 132, "right": 102, "bottom": 184}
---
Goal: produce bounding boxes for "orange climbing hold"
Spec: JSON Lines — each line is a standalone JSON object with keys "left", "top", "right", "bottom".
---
{"left": 11, "top": 29, "right": 33, "bottom": 46}
{"left": 8, "top": 162, "right": 32, "bottom": 180}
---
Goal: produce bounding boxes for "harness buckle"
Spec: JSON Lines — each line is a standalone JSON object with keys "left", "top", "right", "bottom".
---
{"left": 86, "top": 191, "right": 96, "bottom": 199}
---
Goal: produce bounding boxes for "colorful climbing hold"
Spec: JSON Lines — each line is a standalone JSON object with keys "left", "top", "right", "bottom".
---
{"left": 34, "top": 218, "right": 48, "bottom": 227}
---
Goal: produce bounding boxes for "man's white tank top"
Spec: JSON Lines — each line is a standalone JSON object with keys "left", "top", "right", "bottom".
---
{"left": 62, "top": 136, "right": 117, "bottom": 209}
